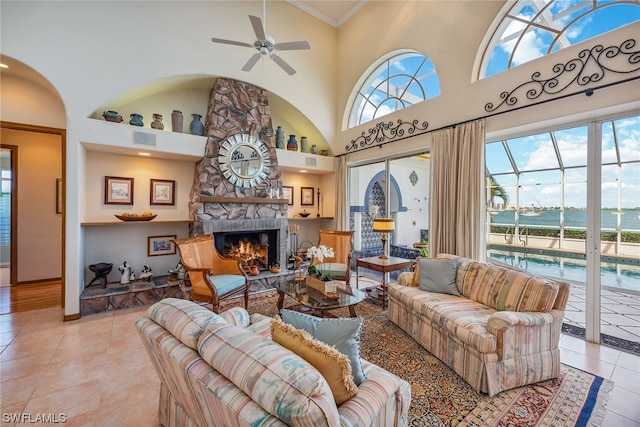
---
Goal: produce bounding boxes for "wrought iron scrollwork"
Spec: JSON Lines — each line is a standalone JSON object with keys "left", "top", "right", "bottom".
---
{"left": 346, "top": 119, "right": 429, "bottom": 152}
{"left": 485, "top": 38, "right": 640, "bottom": 113}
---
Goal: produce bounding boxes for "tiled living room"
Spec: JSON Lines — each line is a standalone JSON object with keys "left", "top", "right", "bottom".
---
{"left": 2, "top": 0, "right": 640, "bottom": 425}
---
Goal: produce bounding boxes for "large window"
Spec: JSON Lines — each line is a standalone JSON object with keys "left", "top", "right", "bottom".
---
{"left": 348, "top": 52, "right": 440, "bottom": 128}
{"left": 486, "top": 115, "right": 640, "bottom": 347}
{"left": 479, "top": 0, "right": 640, "bottom": 79}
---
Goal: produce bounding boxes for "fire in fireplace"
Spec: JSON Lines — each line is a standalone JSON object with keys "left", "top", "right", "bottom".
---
{"left": 215, "top": 230, "right": 277, "bottom": 271}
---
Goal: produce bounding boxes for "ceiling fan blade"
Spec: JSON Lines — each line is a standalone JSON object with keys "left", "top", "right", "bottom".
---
{"left": 249, "top": 15, "right": 266, "bottom": 41}
{"left": 274, "top": 41, "right": 311, "bottom": 51}
{"left": 211, "top": 37, "right": 253, "bottom": 48}
{"left": 270, "top": 53, "right": 296, "bottom": 76}
{"left": 242, "top": 53, "right": 262, "bottom": 72}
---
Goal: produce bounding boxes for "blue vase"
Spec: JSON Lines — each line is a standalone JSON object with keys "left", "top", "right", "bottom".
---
{"left": 189, "top": 114, "right": 204, "bottom": 136}
{"left": 287, "top": 135, "right": 298, "bottom": 151}
{"left": 129, "top": 113, "right": 143, "bottom": 127}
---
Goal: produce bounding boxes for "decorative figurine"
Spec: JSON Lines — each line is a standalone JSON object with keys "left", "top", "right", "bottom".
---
{"left": 118, "top": 261, "right": 134, "bottom": 284}
{"left": 139, "top": 265, "right": 153, "bottom": 281}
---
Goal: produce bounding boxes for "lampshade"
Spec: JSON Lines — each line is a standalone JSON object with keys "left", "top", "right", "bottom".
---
{"left": 372, "top": 218, "right": 395, "bottom": 232}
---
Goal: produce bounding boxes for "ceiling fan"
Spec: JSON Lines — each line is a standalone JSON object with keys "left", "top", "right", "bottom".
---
{"left": 211, "top": 2, "right": 311, "bottom": 75}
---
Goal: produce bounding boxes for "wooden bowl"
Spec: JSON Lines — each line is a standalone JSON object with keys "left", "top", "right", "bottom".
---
{"left": 115, "top": 214, "right": 157, "bottom": 222}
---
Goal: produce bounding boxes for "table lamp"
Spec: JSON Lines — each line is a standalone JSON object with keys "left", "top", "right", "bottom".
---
{"left": 372, "top": 218, "right": 395, "bottom": 259}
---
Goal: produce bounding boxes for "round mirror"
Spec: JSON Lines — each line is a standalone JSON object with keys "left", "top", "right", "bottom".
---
{"left": 218, "top": 134, "right": 271, "bottom": 188}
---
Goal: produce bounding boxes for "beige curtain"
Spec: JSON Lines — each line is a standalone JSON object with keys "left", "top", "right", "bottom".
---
{"left": 335, "top": 155, "right": 348, "bottom": 230}
{"left": 429, "top": 119, "right": 485, "bottom": 260}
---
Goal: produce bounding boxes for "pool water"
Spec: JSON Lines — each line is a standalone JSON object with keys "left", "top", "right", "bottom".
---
{"left": 488, "top": 249, "right": 640, "bottom": 292}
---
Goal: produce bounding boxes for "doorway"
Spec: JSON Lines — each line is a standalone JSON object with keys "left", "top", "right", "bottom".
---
{"left": 0, "top": 123, "right": 65, "bottom": 312}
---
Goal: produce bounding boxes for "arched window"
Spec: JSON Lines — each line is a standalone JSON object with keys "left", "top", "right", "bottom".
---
{"left": 348, "top": 51, "right": 440, "bottom": 128}
{"left": 479, "top": 0, "right": 640, "bottom": 79}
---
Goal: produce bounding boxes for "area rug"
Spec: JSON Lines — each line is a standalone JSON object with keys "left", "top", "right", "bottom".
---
{"left": 220, "top": 290, "right": 613, "bottom": 427}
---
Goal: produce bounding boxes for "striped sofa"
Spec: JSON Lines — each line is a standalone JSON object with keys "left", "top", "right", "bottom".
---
{"left": 136, "top": 298, "right": 411, "bottom": 427}
{"left": 388, "top": 254, "right": 570, "bottom": 396}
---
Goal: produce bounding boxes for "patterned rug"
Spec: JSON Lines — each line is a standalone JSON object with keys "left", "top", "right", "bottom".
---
{"left": 221, "top": 290, "right": 613, "bottom": 427}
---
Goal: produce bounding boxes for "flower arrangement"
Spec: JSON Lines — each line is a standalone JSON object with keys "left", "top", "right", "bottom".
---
{"left": 306, "top": 245, "right": 335, "bottom": 263}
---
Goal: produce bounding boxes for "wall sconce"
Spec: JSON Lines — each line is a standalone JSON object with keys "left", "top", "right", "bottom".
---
{"left": 372, "top": 218, "right": 395, "bottom": 259}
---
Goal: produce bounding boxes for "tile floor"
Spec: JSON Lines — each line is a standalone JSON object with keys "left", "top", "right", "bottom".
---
{"left": 1, "top": 300, "right": 639, "bottom": 426}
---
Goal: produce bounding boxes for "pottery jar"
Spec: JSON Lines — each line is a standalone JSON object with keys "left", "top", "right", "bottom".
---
{"left": 171, "top": 110, "right": 183, "bottom": 133}
{"left": 129, "top": 113, "right": 143, "bottom": 127}
{"left": 151, "top": 114, "right": 164, "bottom": 130}
{"left": 189, "top": 113, "right": 204, "bottom": 136}
{"left": 287, "top": 135, "right": 298, "bottom": 151}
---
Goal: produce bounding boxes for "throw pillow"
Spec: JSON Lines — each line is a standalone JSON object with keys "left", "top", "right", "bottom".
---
{"left": 418, "top": 258, "right": 460, "bottom": 295}
{"left": 280, "top": 309, "right": 366, "bottom": 385}
{"left": 271, "top": 318, "right": 358, "bottom": 404}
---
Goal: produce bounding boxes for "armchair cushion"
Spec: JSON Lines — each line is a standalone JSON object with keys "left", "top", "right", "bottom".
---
{"left": 280, "top": 309, "right": 366, "bottom": 385}
{"left": 207, "top": 273, "right": 246, "bottom": 294}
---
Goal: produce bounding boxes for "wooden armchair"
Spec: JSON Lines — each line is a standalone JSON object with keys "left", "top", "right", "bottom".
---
{"left": 310, "top": 230, "right": 355, "bottom": 286}
{"left": 172, "top": 234, "right": 249, "bottom": 313}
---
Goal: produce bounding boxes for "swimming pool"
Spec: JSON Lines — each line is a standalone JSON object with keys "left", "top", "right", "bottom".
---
{"left": 488, "top": 248, "right": 640, "bottom": 292}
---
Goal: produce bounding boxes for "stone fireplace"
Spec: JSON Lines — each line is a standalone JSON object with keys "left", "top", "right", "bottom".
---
{"left": 188, "top": 78, "right": 289, "bottom": 266}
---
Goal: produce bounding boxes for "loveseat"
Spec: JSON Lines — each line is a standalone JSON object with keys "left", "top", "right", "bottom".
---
{"left": 388, "top": 254, "right": 569, "bottom": 396}
{"left": 136, "top": 298, "right": 411, "bottom": 427}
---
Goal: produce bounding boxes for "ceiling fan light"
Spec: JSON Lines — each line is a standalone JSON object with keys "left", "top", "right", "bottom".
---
{"left": 259, "top": 46, "right": 269, "bottom": 55}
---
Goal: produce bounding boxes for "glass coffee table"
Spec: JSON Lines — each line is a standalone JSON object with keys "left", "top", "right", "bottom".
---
{"left": 276, "top": 278, "right": 367, "bottom": 318}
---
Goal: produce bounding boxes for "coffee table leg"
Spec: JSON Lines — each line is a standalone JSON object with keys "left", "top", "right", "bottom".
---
{"left": 348, "top": 305, "right": 357, "bottom": 318}
{"left": 277, "top": 291, "right": 284, "bottom": 311}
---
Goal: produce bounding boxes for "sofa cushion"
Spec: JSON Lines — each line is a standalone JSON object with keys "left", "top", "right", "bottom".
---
{"left": 146, "top": 298, "right": 227, "bottom": 350}
{"left": 418, "top": 258, "right": 460, "bottom": 296}
{"left": 272, "top": 318, "right": 358, "bottom": 405}
{"left": 280, "top": 309, "right": 366, "bottom": 385}
{"left": 198, "top": 322, "right": 340, "bottom": 426}
{"left": 388, "top": 285, "right": 497, "bottom": 354}
{"left": 454, "top": 257, "right": 559, "bottom": 312}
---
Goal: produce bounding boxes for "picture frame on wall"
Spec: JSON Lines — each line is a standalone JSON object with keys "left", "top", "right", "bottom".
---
{"left": 282, "top": 186, "right": 294, "bottom": 205}
{"left": 105, "top": 176, "right": 134, "bottom": 205}
{"left": 301, "top": 187, "right": 314, "bottom": 206}
{"left": 150, "top": 179, "right": 176, "bottom": 205}
{"left": 147, "top": 235, "right": 177, "bottom": 257}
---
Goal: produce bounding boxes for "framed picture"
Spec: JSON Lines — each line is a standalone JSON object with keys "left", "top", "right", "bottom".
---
{"left": 147, "top": 235, "right": 177, "bottom": 257}
{"left": 105, "top": 176, "right": 134, "bottom": 205}
{"left": 56, "top": 178, "right": 63, "bottom": 214}
{"left": 282, "top": 186, "right": 294, "bottom": 205}
{"left": 301, "top": 187, "right": 314, "bottom": 206}
{"left": 150, "top": 179, "right": 176, "bottom": 205}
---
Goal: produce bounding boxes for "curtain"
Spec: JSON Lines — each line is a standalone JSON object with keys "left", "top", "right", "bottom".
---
{"left": 429, "top": 119, "right": 485, "bottom": 260}
{"left": 336, "top": 155, "right": 348, "bottom": 230}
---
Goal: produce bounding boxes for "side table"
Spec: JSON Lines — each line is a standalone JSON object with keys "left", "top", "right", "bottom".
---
{"left": 356, "top": 256, "right": 413, "bottom": 309}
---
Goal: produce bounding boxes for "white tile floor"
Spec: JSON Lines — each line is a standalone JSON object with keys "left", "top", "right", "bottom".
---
{"left": 0, "top": 301, "right": 639, "bottom": 426}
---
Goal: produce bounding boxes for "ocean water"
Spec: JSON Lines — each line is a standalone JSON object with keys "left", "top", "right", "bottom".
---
{"left": 490, "top": 209, "right": 640, "bottom": 231}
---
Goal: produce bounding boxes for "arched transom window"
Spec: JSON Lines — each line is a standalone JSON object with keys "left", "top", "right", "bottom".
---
{"left": 348, "top": 51, "right": 440, "bottom": 128}
{"left": 480, "top": 0, "right": 640, "bottom": 79}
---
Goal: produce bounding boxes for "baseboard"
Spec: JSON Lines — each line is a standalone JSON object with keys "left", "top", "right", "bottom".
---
{"left": 63, "top": 313, "right": 81, "bottom": 322}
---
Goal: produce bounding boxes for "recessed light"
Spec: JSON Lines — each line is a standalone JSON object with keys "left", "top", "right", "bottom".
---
{"left": 299, "top": 170, "right": 308, "bottom": 173}
{"left": 138, "top": 152, "right": 151, "bottom": 156}
{"left": 0, "top": 63, "right": 8, "bottom": 69}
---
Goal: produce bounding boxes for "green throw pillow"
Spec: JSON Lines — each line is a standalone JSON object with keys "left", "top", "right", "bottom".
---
{"left": 418, "top": 258, "right": 460, "bottom": 296}
{"left": 280, "top": 309, "right": 366, "bottom": 385}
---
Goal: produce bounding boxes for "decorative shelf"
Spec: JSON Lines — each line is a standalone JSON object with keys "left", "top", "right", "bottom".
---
{"left": 288, "top": 217, "right": 334, "bottom": 220}
{"left": 81, "top": 220, "right": 192, "bottom": 226}
{"left": 198, "top": 197, "right": 289, "bottom": 204}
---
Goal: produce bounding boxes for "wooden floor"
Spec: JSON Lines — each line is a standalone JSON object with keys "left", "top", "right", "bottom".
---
{"left": 0, "top": 280, "right": 62, "bottom": 314}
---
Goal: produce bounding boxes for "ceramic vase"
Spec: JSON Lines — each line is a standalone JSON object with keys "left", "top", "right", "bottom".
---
{"left": 189, "top": 113, "right": 204, "bottom": 136}
{"left": 151, "top": 114, "right": 164, "bottom": 130}
{"left": 276, "top": 126, "right": 285, "bottom": 149}
{"left": 171, "top": 110, "right": 183, "bottom": 133}
{"left": 287, "top": 135, "right": 298, "bottom": 151}
{"left": 129, "top": 113, "right": 143, "bottom": 127}
{"left": 301, "top": 136, "right": 308, "bottom": 153}
{"left": 310, "top": 144, "right": 318, "bottom": 154}
{"left": 103, "top": 110, "right": 123, "bottom": 123}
